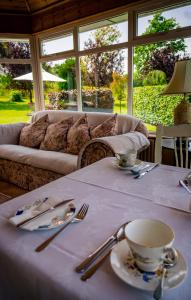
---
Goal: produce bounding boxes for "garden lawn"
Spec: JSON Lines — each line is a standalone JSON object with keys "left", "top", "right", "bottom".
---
{"left": 0, "top": 97, "right": 33, "bottom": 124}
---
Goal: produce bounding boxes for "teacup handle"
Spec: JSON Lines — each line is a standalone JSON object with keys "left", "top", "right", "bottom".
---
{"left": 163, "top": 247, "right": 178, "bottom": 266}
{"left": 115, "top": 154, "right": 120, "bottom": 160}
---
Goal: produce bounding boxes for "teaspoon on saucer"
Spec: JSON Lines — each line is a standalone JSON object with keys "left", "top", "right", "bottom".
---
{"left": 153, "top": 249, "right": 178, "bottom": 300}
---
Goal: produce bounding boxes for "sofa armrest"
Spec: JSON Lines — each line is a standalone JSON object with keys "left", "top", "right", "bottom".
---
{"left": 0, "top": 123, "right": 25, "bottom": 145}
{"left": 78, "top": 131, "right": 150, "bottom": 168}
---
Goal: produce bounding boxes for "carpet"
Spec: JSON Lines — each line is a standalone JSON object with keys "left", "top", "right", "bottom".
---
{"left": 0, "top": 192, "right": 12, "bottom": 204}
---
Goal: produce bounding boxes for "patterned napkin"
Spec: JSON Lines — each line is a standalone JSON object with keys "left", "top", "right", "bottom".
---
{"left": 9, "top": 197, "right": 73, "bottom": 231}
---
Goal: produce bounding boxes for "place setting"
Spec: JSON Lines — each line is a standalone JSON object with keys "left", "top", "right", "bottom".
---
{"left": 8, "top": 196, "right": 89, "bottom": 251}
{"left": 179, "top": 171, "right": 191, "bottom": 194}
{"left": 114, "top": 149, "right": 159, "bottom": 178}
{"left": 75, "top": 219, "right": 187, "bottom": 300}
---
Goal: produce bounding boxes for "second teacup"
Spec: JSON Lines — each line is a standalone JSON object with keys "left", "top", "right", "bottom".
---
{"left": 124, "top": 219, "right": 175, "bottom": 272}
{"left": 116, "top": 149, "right": 137, "bottom": 167}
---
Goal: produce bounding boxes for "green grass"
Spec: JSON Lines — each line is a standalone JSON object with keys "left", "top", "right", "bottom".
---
{"left": 0, "top": 97, "right": 33, "bottom": 124}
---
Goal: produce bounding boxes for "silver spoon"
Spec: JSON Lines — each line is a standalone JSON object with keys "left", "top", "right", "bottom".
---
{"left": 153, "top": 249, "right": 178, "bottom": 300}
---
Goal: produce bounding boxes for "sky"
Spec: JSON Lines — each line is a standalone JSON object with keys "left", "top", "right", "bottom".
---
{"left": 43, "top": 3, "right": 191, "bottom": 72}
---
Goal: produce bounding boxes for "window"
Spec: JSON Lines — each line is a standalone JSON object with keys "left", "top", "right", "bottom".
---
{"left": 137, "top": 3, "right": 191, "bottom": 36}
{"left": 81, "top": 49, "right": 128, "bottom": 113}
{"left": 41, "top": 33, "right": 73, "bottom": 56}
{"left": 0, "top": 63, "right": 34, "bottom": 124}
{"left": 133, "top": 37, "right": 191, "bottom": 131}
{"left": 0, "top": 38, "right": 31, "bottom": 59}
{"left": 42, "top": 58, "right": 77, "bottom": 111}
{"left": 32, "top": 1, "right": 191, "bottom": 130}
{"left": 79, "top": 13, "right": 128, "bottom": 50}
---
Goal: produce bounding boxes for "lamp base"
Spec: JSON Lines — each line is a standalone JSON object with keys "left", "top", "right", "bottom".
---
{"left": 174, "top": 101, "right": 191, "bottom": 125}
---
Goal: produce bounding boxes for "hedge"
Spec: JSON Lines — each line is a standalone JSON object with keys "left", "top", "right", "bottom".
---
{"left": 133, "top": 85, "right": 182, "bottom": 126}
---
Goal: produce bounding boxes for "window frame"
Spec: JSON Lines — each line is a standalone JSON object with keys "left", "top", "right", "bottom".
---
{"left": 1, "top": 0, "right": 191, "bottom": 117}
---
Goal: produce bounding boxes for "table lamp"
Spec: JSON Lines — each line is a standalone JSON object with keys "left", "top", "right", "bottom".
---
{"left": 162, "top": 59, "right": 191, "bottom": 125}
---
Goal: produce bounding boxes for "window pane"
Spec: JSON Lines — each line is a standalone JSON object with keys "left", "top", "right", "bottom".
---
{"left": 133, "top": 37, "right": 191, "bottom": 131}
{"left": 137, "top": 3, "right": 191, "bottom": 36}
{"left": 43, "top": 58, "right": 77, "bottom": 111}
{"left": 41, "top": 33, "right": 73, "bottom": 56}
{"left": 0, "top": 64, "right": 34, "bottom": 124}
{"left": 0, "top": 38, "right": 31, "bottom": 59}
{"left": 79, "top": 14, "right": 128, "bottom": 50}
{"left": 81, "top": 49, "right": 128, "bottom": 113}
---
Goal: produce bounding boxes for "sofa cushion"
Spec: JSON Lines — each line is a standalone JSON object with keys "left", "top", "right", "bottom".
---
{"left": 19, "top": 114, "right": 49, "bottom": 148}
{"left": 40, "top": 117, "right": 73, "bottom": 151}
{"left": 90, "top": 114, "right": 117, "bottom": 139}
{"left": 66, "top": 114, "right": 90, "bottom": 155}
{"left": 0, "top": 144, "right": 77, "bottom": 175}
{"left": 31, "top": 110, "right": 149, "bottom": 137}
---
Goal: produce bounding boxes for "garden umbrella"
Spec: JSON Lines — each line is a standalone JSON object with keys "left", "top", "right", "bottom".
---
{"left": 14, "top": 69, "right": 66, "bottom": 82}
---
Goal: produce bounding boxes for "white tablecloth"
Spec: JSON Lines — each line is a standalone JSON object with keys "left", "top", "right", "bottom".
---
{"left": 0, "top": 161, "right": 191, "bottom": 300}
{"left": 67, "top": 158, "right": 191, "bottom": 212}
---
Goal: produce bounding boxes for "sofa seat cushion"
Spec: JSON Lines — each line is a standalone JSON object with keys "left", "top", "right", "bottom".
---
{"left": 0, "top": 145, "right": 77, "bottom": 175}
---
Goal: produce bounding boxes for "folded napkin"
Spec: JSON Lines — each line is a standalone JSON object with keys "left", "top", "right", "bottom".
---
{"left": 9, "top": 197, "right": 74, "bottom": 231}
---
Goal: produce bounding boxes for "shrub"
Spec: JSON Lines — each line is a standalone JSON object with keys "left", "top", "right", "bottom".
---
{"left": 10, "top": 90, "right": 23, "bottom": 102}
{"left": 133, "top": 85, "right": 182, "bottom": 125}
{"left": 48, "top": 88, "right": 113, "bottom": 110}
{"left": 143, "top": 70, "right": 167, "bottom": 86}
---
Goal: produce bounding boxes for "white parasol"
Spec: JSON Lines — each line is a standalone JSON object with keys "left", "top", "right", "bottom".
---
{"left": 14, "top": 69, "right": 66, "bottom": 82}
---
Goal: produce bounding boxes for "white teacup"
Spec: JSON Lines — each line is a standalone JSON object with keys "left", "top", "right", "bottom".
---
{"left": 115, "top": 149, "right": 137, "bottom": 167}
{"left": 125, "top": 219, "right": 175, "bottom": 272}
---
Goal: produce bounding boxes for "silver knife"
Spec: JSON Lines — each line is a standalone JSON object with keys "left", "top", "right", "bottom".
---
{"left": 17, "top": 198, "right": 74, "bottom": 227}
{"left": 134, "top": 163, "right": 159, "bottom": 179}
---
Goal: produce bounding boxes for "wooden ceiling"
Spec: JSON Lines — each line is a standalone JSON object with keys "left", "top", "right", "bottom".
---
{"left": 0, "top": 0, "right": 145, "bottom": 33}
{"left": 0, "top": 0, "right": 71, "bottom": 14}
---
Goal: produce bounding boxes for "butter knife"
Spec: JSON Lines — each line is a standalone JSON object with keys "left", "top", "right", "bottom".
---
{"left": 17, "top": 198, "right": 74, "bottom": 227}
{"left": 134, "top": 163, "right": 159, "bottom": 179}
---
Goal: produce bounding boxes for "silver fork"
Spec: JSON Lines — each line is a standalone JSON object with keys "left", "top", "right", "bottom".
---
{"left": 35, "top": 203, "right": 89, "bottom": 252}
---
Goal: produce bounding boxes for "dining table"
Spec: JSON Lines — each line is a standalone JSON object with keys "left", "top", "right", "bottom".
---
{"left": 0, "top": 157, "right": 190, "bottom": 300}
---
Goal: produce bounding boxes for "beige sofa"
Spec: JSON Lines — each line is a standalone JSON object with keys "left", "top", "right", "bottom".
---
{"left": 0, "top": 110, "right": 149, "bottom": 190}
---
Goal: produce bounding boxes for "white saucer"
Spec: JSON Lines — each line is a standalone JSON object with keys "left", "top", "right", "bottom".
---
{"left": 113, "top": 159, "right": 142, "bottom": 170}
{"left": 110, "top": 239, "right": 187, "bottom": 292}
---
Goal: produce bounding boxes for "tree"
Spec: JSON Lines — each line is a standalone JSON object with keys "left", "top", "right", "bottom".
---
{"left": 142, "top": 47, "right": 183, "bottom": 82}
{"left": 0, "top": 41, "right": 33, "bottom": 103}
{"left": 53, "top": 58, "right": 76, "bottom": 90}
{"left": 110, "top": 73, "right": 127, "bottom": 113}
{"left": 82, "top": 26, "right": 124, "bottom": 87}
{"left": 134, "top": 13, "right": 186, "bottom": 79}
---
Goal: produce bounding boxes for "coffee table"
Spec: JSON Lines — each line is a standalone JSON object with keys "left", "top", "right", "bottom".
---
{"left": 0, "top": 158, "right": 190, "bottom": 300}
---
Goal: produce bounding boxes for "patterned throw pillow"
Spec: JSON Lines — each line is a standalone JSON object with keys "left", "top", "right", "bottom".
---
{"left": 90, "top": 114, "right": 117, "bottom": 139}
{"left": 19, "top": 114, "right": 49, "bottom": 148}
{"left": 66, "top": 115, "right": 90, "bottom": 155}
{"left": 40, "top": 117, "right": 73, "bottom": 151}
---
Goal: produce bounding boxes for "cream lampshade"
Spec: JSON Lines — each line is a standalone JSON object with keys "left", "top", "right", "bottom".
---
{"left": 163, "top": 59, "right": 191, "bottom": 125}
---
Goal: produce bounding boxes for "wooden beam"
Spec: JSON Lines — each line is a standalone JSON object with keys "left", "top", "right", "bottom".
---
{"left": 31, "top": 0, "right": 142, "bottom": 33}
